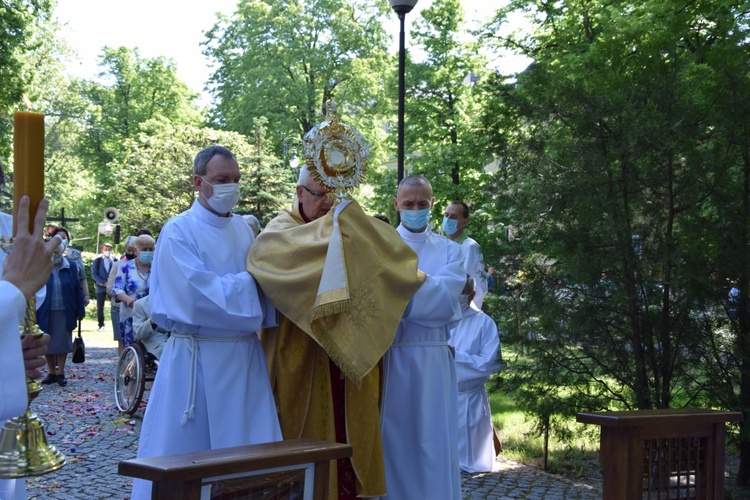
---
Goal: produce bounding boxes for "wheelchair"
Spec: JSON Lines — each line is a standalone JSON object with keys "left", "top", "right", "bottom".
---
{"left": 114, "top": 340, "right": 159, "bottom": 415}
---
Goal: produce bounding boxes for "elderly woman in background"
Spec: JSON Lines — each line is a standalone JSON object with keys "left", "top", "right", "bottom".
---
{"left": 114, "top": 234, "right": 155, "bottom": 347}
{"left": 242, "top": 214, "right": 261, "bottom": 238}
{"left": 37, "top": 244, "right": 85, "bottom": 387}
{"left": 52, "top": 226, "right": 90, "bottom": 307}
{"left": 132, "top": 295, "right": 170, "bottom": 360}
{"left": 107, "top": 235, "right": 137, "bottom": 356}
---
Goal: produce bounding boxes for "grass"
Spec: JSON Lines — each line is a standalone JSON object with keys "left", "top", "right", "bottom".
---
{"left": 79, "top": 303, "right": 119, "bottom": 347}
{"left": 489, "top": 386, "right": 602, "bottom": 482}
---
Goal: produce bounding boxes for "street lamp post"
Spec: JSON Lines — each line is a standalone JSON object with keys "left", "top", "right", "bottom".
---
{"left": 389, "top": 0, "right": 418, "bottom": 187}
{"left": 283, "top": 135, "right": 304, "bottom": 181}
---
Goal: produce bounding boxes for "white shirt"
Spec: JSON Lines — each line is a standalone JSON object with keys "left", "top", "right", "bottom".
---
{"left": 0, "top": 213, "right": 28, "bottom": 500}
{"left": 450, "top": 304, "right": 501, "bottom": 473}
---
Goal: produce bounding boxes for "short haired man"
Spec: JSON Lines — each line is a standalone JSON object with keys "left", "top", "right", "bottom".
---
{"left": 248, "top": 165, "right": 423, "bottom": 499}
{"left": 91, "top": 243, "right": 115, "bottom": 331}
{"left": 381, "top": 175, "right": 465, "bottom": 499}
{"left": 131, "top": 145, "right": 281, "bottom": 499}
{"left": 449, "top": 275, "right": 502, "bottom": 473}
{"left": 443, "top": 200, "right": 489, "bottom": 308}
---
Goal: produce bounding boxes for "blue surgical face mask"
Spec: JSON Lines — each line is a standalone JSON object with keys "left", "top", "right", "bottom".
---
{"left": 138, "top": 251, "right": 154, "bottom": 264}
{"left": 400, "top": 208, "right": 431, "bottom": 231}
{"left": 442, "top": 217, "right": 458, "bottom": 236}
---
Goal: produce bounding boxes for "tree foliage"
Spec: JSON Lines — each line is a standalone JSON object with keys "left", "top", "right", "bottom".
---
{"left": 204, "top": 0, "right": 392, "bottom": 152}
{"left": 480, "top": 0, "right": 750, "bottom": 477}
{"left": 79, "top": 47, "right": 202, "bottom": 183}
{"left": 0, "top": 0, "right": 53, "bottom": 160}
{"left": 390, "top": 0, "right": 498, "bottom": 251}
{"left": 107, "top": 118, "right": 294, "bottom": 235}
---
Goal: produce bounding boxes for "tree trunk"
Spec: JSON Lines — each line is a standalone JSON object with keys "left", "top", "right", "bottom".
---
{"left": 735, "top": 151, "right": 750, "bottom": 485}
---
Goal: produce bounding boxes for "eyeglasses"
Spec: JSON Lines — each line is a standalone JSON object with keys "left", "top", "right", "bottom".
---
{"left": 300, "top": 185, "right": 329, "bottom": 199}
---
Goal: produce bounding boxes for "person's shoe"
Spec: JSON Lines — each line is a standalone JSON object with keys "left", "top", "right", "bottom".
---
{"left": 57, "top": 374, "right": 68, "bottom": 387}
{"left": 98, "top": 326, "right": 105, "bottom": 331}
{"left": 41, "top": 374, "right": 58, "bottom": 385}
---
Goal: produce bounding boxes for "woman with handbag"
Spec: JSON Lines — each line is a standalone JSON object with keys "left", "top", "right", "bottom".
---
{"left": 37, "top": 243, "right": 86, "bottom": 387}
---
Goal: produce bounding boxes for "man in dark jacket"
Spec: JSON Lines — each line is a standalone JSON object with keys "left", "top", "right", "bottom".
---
{"left": 91, "top": 243, "right": 115, "bottom": 330}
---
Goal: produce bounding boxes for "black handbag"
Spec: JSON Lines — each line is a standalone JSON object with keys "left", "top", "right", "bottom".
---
{"left": 72, "top": 320, "right": 85, "bottom": 364}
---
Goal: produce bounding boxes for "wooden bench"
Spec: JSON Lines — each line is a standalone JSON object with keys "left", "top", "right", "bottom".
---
{"left": 119, "top": 438, "right": 352, "bottom": 499}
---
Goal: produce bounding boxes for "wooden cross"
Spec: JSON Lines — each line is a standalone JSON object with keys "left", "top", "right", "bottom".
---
{"left": 46, "top": 207, "right": 79, "bottom": 228}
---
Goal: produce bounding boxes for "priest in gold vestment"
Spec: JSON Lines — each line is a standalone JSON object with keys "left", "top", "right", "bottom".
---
{"left": 248, "top": 162, "right": 424, "bottom": 498}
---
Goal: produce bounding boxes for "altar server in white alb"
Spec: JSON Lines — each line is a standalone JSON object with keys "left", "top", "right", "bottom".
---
{"left": 450, "top": 275, "right": 502, "bottom": 473}
{"left": 131, "top": 145, "right": 281, "bottom": 499}
{"left": 0, "top": 195, "right": 59, "bottom": 500}
{"left": 443, "top": 200, "right": 489, "bottom": 309}
{"left": 380, "top": 175, "right": 465, "bottom": 500}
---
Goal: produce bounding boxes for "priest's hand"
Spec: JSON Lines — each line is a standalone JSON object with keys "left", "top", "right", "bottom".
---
{"left": 22, "top": 333, "right": 50, "bottom": 379}
{"left": 2, "top": 197, "right": 61, "bottom": 300}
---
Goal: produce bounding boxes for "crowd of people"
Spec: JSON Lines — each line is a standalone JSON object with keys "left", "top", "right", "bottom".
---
{"left": 1, "top": 144, "right": 504, "bottom": 500}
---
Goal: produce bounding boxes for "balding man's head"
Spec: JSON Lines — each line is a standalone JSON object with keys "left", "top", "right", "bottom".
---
{"left": 397, "top": 175, "right": 433, "bottom": 199}
{"left": 393, "top": 175, "right": 435, "bottom": 232}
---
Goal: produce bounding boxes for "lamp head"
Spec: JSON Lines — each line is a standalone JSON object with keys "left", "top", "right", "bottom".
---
{"left": 388, "top": 0, "right": 418, "bottom": 15}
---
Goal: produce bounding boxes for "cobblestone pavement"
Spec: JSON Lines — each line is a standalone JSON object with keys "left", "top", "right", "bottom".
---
{"left": 16, "top": 344, "right": 608, "bottom": 499}
{"left": 17, "top": 344, "right": 608, "bottom": 499}
{"left": 461, "top": 461, "right": 600, "bottom": 500}
{"left": 24, "top": 344, "right": 139, "bottom": 499}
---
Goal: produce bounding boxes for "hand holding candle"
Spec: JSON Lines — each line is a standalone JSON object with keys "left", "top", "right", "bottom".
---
{"left": 13, "top": 111, "right": 45, "bottom": 236}
{"left": 2, "top": 196, "right": 61, "bottom": 300}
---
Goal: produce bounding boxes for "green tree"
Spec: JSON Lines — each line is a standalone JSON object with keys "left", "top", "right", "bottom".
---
{"left": 204, "top": 0, "right": 392, "bottom": 154}
{"left": 79, "top": 46, "right": 202, "bottom": 185}
{"left": 0, "top": 0, "right": 53, "bottom": 160}
{"left": 387, "top": 0, "right": 498, "bottom": 255}
{"left": 479, "top": 0, "right": 750, "bottom": 469}
{"left": 24, "top": 13, "right": 99, "bottom": 242}
{"left": 236, "top": 116, "right": 296, "bottom": 224}
{"left": 107, "top": 118, "right": 294, "bottom": 234}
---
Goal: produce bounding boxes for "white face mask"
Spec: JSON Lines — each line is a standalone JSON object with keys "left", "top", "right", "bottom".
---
{"left": 202, "top": 177, "right": 240, "bottom": 214}
{"left": 459, "top": 294, "right": 471, "bottom": 312}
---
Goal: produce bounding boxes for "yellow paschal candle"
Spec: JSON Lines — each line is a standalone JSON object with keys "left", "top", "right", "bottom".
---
{"left": 13, "top": 111, "right": 45, "bottom": 236}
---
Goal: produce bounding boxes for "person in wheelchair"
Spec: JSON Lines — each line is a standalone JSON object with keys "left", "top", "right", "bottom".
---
{"left": 132, "top": 295, "right": 169, "bottom": 362}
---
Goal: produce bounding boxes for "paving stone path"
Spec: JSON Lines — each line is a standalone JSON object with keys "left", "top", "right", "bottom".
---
{"left": 16, "top": 344, "right": 598, "bottom": 499}
{"left": 17, "top": 343, "right": 743, "bottom": 499}
{"left": 19, "top": 344, "right": 605, "bottom": 499}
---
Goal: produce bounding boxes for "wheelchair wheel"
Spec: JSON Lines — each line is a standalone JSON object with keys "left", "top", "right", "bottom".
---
{"left": 114, "top": 343, "right": 146, "bottom": 414}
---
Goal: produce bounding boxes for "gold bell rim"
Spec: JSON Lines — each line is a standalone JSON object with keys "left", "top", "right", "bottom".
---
{"left": 0, "top": 411, "right": 67, "bottom": 478}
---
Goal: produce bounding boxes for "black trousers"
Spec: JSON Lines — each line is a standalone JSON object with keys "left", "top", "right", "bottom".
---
{"left": 95, "top": 291, "right": 107, "bottom": 327}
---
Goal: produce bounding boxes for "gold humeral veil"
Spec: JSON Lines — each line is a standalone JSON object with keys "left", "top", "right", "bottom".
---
{"left": 249, "top": 196, "right": 424, "bottom": 384}
{"left": 246, "top": 100, "right": 425, "bottom": 499}
{"left": 247, "top": 195, "right": 424, "bottom": 498}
